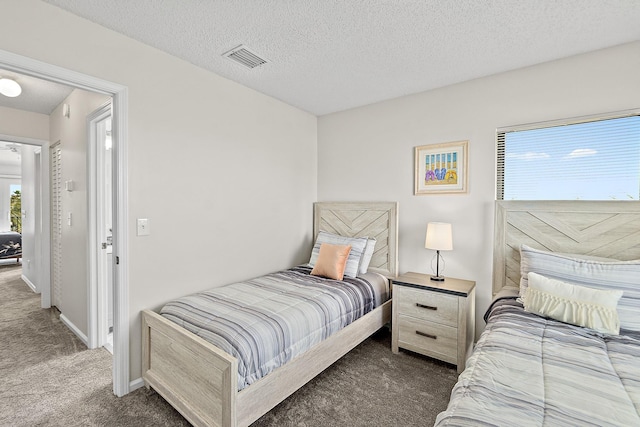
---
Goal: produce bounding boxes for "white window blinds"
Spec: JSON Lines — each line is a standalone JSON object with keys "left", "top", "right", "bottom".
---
{"left": 497, "top": 113, "right": 640, "bottom": 201}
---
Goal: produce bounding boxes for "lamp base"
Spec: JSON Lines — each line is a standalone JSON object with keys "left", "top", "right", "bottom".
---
{"left": 430, "top": 275, "right": 445, "bottom": 282}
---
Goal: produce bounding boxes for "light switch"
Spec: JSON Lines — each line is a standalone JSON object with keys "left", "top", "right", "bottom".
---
{"left": 137, "top": 218, "right": 150, "bottom": 236}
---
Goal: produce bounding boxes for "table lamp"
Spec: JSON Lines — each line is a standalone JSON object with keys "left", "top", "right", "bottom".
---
{"left": 425, "top": 222, "right": 452, "bottom": 281}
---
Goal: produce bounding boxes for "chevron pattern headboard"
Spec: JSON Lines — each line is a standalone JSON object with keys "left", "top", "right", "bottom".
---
{"left": 313, "top": 202, "right": 399, "bottom": 278}
{"left": 493, "top": 200, "right": 640, "bottom": 295}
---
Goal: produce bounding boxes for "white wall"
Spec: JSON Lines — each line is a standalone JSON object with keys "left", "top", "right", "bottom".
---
{"left": 0, "top": 163, "right": 20, "bottom": 176}
{"left": 49, "top": 89, "right": 111, "bottom": 334}
{"left": 318, "top": 41, "right": 640, "bottom": 336}
{"left": 0, "top": 105, "right": 49, "bottom": 141}
{"left": 1, "top": 0, "right": 318, "bottom": 381}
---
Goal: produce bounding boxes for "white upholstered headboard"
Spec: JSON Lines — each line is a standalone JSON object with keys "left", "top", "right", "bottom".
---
{"left": 313, "top": 202, "right": 399, "bottom": 278}
{"left": 493, "top": 200, "right": 640, "bottom": 295}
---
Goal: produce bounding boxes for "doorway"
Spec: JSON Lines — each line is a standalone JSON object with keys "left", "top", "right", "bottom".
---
{"left": 0, "top": 48, "right": 130, "bottom": 397}
{"left": 88, "top": 103, "right": 114, "bottom": 352}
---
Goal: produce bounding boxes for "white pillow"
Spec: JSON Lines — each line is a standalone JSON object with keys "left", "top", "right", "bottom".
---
{"left": 358, "top": 238, "right": 377, "bottom": 275}
{"left": 519, "top": 245, "right": 640, "bottom": 331}
{"left": 524, "top": 272, "right": 623, "bottom": 335}
{"left": 309, "top": 231, "right": 368, "bottom": 278}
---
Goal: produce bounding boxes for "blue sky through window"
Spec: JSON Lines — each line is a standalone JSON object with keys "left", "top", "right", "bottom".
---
{"left": 503, "top": 115, "right": 640, "bottom": 200}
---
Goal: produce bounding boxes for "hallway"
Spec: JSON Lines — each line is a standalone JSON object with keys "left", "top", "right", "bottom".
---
{"left": 0, "top": 264, "right": 188, "bottom": 426}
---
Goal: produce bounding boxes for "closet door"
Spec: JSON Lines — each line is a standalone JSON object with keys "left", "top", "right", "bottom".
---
{"left": 50, "top": 142, "right": 62, "bottom": 309}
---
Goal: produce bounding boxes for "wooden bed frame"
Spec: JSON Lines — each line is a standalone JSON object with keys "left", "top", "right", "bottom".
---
{"left": 142, "top": 201, "right": 399, "bottom": 427}
{"left": 492, "top": 200, "right": 640, "bottom": 295}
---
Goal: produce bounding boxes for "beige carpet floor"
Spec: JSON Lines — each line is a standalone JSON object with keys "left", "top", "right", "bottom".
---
{"left": 0, "top": 264, "right": 458, "bottom": 426}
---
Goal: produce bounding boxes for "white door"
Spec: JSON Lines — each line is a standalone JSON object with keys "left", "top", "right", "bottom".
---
{"left": 34, "top": 149, "right": 42, "bottom": 292}
{"left": 88, "top": 104, "right": 114, "bottom": 351}
{"left": 50, "top": 142, "right": 62, "bottom": 309}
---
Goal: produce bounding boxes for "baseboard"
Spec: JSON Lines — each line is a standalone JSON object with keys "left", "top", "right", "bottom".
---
{"left": 129, "top": 377, "right": 145, "bottom": 392}
{"left": 21, "top": 274, "right": 37, "bottom": 293}
{"left": 60, "top": 313, "right": 89, "bottom": 347}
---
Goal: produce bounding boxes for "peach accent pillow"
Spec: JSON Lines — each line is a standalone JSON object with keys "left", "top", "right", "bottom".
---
{"left": 310, "top": 243, "right": 352, "bottom": 280}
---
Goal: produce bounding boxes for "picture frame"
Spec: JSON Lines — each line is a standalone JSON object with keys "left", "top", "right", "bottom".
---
{"left": 414, "top": 140, "right": 468, "bottom": 195}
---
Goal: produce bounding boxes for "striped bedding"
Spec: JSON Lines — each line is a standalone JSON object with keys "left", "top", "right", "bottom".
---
{"left": 160, "top": 266, "right": 382, "bottom": 391}
{"left": 435, "top": 298, "right": 640, "bottom": 427}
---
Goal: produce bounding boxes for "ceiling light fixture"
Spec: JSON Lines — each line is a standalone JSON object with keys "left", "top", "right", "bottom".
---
{"left": 0, "top": 78, "right": 22, "bottom": 97}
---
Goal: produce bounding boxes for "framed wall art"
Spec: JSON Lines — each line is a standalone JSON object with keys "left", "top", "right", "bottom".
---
{"left": 414, "top": 140, "right": 468, "bottom": 195}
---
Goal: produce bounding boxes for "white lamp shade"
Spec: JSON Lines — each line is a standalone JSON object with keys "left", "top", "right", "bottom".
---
{"left": 0, "top": 78, "right": 22, "bottom": 97}
{"left": 425, "top": 222, "right": 453, "bottom": 251}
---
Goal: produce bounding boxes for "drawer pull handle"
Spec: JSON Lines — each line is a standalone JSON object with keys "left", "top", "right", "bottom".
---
{"left": 416, "top": 303, "right": 437, "bottom": 311}
{"left": 416, "top": 330, "right": 437, "bottom": 340}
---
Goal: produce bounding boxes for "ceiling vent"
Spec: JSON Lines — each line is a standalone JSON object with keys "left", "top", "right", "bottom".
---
{"left": 223, "top": 45, "right": 267, "bottom": 69}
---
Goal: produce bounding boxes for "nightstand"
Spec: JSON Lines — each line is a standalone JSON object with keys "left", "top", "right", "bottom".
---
{"left": 391, "top": 272, "right": 475, "bottom": 373}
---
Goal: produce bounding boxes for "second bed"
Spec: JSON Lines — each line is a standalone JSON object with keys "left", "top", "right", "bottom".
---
{"left": 142, "top": 201, "right": 398, "bottom": 427}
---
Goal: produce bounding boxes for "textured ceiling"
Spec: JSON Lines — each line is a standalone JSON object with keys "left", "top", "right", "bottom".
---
{"left": 0, "top": 68, "right": 73, "bottom": 115}
{"left": 29, "top": 1, "right": 640, "bottom": 115}
{"left": 0, "top": 141, "right": 22, "bottom": 169}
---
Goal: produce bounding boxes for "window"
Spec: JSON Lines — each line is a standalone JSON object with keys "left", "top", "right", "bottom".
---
{"left": 10, "top": 184, "right": 21, "bottom": 233}
{"left": 497, "top": 112, "right": 640, "bottom": 201}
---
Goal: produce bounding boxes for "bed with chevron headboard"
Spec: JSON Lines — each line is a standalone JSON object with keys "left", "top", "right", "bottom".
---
{"left": 436, "top": 200, "right": 640, "bottom": 426}
{"left": 492, "top": 200, "right": 640, "bottom": 295}
{"left": 141, "top": 201, "right": 398, "bottom": 427}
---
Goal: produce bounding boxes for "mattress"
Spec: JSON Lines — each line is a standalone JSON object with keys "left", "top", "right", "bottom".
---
{"left": 161, "top": 265, "right": 388, "bottom": 391}
{"left": 435, "top": 298, "right": 640, "bottom": 427}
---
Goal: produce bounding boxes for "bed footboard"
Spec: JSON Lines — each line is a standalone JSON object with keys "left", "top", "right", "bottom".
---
{"left": 142, "top": 310, "right": 238, "bottom": 427}
{"left": 142, "top": 301, "right": 391, "bottom": 427}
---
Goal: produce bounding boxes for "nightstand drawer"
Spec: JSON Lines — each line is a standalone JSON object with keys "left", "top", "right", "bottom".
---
{"left": 395, "top": 286, "right": 458, "bottom": 327}
{"left": 397, "top": 315, "right": 457, "bottom": 363}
